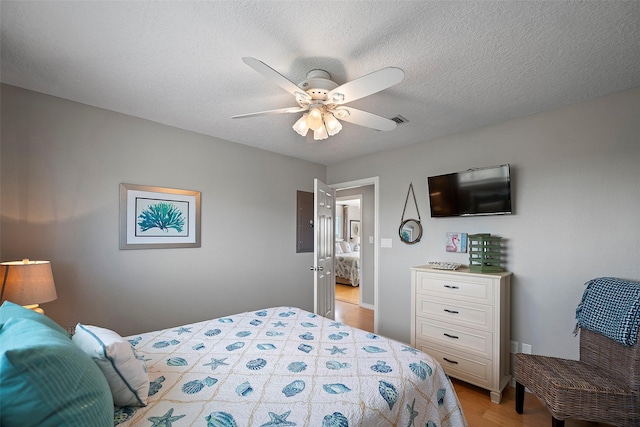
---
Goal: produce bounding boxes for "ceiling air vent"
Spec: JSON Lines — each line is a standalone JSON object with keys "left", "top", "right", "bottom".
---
{"left": 390, "top": 115, "right": 409, "bottom": 125}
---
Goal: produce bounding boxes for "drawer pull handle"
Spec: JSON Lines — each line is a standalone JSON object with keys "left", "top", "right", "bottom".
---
{"left": 444, "top": 309, "right": 459, "bottom": 314}
{"left": 444, "top": 284, "right": 459, "bottom": 289}
{"left": 444, "top": 333, "right": 459, "bottom": 339}
{"left": 443, "top": 357, "right": 459, "bottom": 365}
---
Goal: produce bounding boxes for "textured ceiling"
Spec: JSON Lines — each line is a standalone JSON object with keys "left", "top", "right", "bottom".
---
{"left": 2, "top": 1, "right": 639, "bottom": 165}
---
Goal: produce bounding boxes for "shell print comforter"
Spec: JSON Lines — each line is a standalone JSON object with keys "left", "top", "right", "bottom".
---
{"left": 335, "top": 253, "right": 360, "bottom": 287}
{"left": 117, "top": 307, "right": 467, "bottom": 427}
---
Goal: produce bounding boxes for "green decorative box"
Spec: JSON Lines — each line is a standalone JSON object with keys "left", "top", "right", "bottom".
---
{"left": 468, "top": 233, "right": 503, "bottom": 273}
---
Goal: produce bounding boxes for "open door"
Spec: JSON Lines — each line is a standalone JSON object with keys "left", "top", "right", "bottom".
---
{"left": 313, "top": 179, "right": 335, "bottom": 319}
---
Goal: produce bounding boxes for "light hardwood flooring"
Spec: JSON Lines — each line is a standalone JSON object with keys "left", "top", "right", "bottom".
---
{"left": 334, "top": 284, "right": 611, "bottom": 427}
{"left": 335, "top": 282, "right": 360, "bottom": 305}
{"left": 452, "top": 378, "right": 611, "bottom": 427}
{"left": 335, "top": 283, "right": 373, "bottom": 333}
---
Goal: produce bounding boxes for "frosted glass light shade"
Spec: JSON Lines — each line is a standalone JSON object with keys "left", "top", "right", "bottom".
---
{"left": 292, "top": 114, "right": 309, "bottom": 136}
{"left": 307, "top": 106, "right": 324, "bottom": 131}
{"left": 313, "top": 123, "right": 329, "bottom": 140}
{"left": 0, "top": 260, "right": 57, "bottom": 306}
{"left": 324, "top": 113, "right": 342, "bottom": 136}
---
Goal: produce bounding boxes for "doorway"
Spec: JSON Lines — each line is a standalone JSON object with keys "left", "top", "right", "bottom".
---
{"left": 331, "top": 177, "right": 378, "bottom": 333}
{"left": 334, "top": 195, "right": 368, "bottom": 330}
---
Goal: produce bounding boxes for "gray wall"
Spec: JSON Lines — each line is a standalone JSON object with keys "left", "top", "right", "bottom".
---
{"left": 1, "top": 84, "right": 326, "bottom": 336}
{"left": 328, "top": 87, "right": 640, "bottom": 359}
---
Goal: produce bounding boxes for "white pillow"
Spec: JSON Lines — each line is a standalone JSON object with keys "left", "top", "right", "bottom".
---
{"left": 340, "top": 241, "right": 351, "bottom": 253}
{"left": 72, "top": 324, "right": 149, "bottom": 406}
{"left": 335, "top": 242, "right": 343, "bottom": 254}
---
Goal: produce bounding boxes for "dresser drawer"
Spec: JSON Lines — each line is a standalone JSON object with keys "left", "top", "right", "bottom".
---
{"left": 415, "top": 317, "right": 493, "bottom": 358}
{"left": 416, "top": 340, "right": 492, "bottom": 390}
{"left": 416, "top": 295, "right": 493, "bottom": 331}
{"left": 414, "top": 271, "right": 495, "bottom": 304}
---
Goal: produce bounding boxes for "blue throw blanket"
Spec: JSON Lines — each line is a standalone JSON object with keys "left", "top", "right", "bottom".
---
{"left": 575, "top": 277, "right": 640, "bottom": 346}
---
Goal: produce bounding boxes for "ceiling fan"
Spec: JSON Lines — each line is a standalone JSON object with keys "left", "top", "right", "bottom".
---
{"left": 232, "top": 57, "right": 405, "bottom": 140}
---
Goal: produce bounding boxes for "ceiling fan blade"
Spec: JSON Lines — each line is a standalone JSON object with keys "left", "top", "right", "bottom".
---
{"left": 327, "top": 67, "right": 404, "bottom": 105}
{"left": 231, "top": 106, "right": 308, "bottom": 119}
{"left": 242, "top": 57, "right": 311, "bottom": 103}
{"left": 331, "top": 107, "right": 397, "bottom": 131}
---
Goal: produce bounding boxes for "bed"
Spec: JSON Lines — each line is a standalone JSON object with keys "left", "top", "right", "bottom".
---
{"left": 335, "top": 241, "right": 360, "bottom": 287}
{"left": 118, "top": 306, "right": 466, "bottom": 426}
{"left": 0, "top": 302, "right": 467, "bottom": 427}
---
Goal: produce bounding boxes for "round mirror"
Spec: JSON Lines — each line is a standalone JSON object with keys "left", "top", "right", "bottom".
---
{"left": 399, "top": 219, "right": 423, "bottom": 244}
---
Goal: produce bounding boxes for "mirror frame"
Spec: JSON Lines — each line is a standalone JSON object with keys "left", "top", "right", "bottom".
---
{"left": 399, "top": 219, "right": 423, "bottom": 244}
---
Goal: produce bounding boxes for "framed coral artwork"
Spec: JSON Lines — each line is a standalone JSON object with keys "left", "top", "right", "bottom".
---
{"left": 119, "top": 183, "right": 201, "bottom": 249}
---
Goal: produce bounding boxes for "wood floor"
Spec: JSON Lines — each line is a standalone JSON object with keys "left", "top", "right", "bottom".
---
{"left": 452, "top": 378, "right": 611, "bottom": 427}
{"left": 335, "top": 283, "right": 373, "bottom": 333}
{"left": 333, "top": 283, "right": 611, "bottom": 427}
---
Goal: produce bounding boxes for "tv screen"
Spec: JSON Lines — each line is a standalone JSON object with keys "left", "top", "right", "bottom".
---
{"left": 428, "top": 164, "right": 512, "bottom": 217}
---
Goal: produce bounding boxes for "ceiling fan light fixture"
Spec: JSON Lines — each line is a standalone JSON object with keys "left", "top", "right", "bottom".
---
{"left": 236, "top": 58, "right": 405, "bottom": 140}
{"left": 332, "top": 108, "right": 350, "bottom": 119}
{"left": 307, "top": 106, "right": 324, "bottom": 131}
{"left": 331, "top": 93, "right": 345, "bottom": 103}
{"left": 324, "top": 113, "right": 342, "bottom": 136}
{"left": 313, "top": 123, "right": 329, "bottom": 141}
{"left": 292, "top": 113, "right": 309, "bottom": 136}
{"left": 294, "top": 91, "right": 309, "bottom": 100}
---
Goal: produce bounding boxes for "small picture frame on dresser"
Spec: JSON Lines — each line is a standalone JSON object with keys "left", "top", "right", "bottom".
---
{"left": 446, "top": 232, "right": 467, "bottom": 253}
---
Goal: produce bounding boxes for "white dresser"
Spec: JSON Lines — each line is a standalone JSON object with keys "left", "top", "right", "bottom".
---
{"left": 410, "top": 265, "right": 512, "bottom": 403}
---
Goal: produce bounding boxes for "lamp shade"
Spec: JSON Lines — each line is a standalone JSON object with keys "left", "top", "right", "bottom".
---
{"left": 323, "top": 113, "right": 342, "bottom": 136}
{"left": 313, "top": 123, "right": 329, "bottom": 141}
{"left": 306, "top": 106, "right": 324, "bottom": 131}
{"left": 292, "top": 113, "right": 309, "bottom": 136}
{"left": 0, "top": 260, "right": 57, "bottom": 306}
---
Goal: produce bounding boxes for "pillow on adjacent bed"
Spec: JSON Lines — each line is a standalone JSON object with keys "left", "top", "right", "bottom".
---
{"left": 0, "top": 301, "right": 113, "bottom": 427}
{"left": 73, "top": 323, "right": 149, "bottom": 406}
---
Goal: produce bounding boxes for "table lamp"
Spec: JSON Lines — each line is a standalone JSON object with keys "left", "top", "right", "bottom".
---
{"left": 0, "top": 259, "right": 57, "bottom": 314}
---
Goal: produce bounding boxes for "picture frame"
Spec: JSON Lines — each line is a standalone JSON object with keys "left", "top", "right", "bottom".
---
{"left": 446, "top": 232, "right": 467, "bottom": 253}
{"left": 350, "top": 220, "right": 360, "bottom": 239}
{"left": 120, "top": 183, "right": 201, "bottom": 249}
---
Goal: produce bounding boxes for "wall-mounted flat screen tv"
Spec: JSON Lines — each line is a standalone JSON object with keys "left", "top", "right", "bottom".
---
{"left": 427, "top": 164, "right": 512, "bottom": 217}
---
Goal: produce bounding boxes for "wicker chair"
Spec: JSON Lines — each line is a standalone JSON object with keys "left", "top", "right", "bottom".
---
{"left": 514, "top": 328, "right": 640, "bottom": 426}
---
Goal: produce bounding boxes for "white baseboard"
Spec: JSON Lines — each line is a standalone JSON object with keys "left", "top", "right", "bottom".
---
{"left": 360, "top": 302, "right": 374, "bottom": 310}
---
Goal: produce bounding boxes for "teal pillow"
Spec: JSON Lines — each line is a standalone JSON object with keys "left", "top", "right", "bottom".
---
{"left": 0, "top": 301, "right": 113, "bottom": 427}
{"left": 0, "top": 299, "right": 68, "bottom": 335}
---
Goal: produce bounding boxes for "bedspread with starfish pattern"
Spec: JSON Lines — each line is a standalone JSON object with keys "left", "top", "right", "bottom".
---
{"left": 115, "top": 307, "right": 467, "bottom": 427}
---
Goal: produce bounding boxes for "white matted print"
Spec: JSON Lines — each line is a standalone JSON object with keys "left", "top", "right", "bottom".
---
{"left": 120, "top": 183, "right": 201, "bottom": 249}
{"left": 446, "top": 232, "right": 467, "bottom": 253}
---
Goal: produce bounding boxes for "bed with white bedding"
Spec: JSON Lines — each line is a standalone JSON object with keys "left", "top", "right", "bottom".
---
{"left": 335, "top": 241, "right": 360, "bottom": 287}
{"left": 116, "top": 306, "right": 468, "bottom": 427}
{"left": 335, "top": 251, "right": 360, "bottom": 287}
